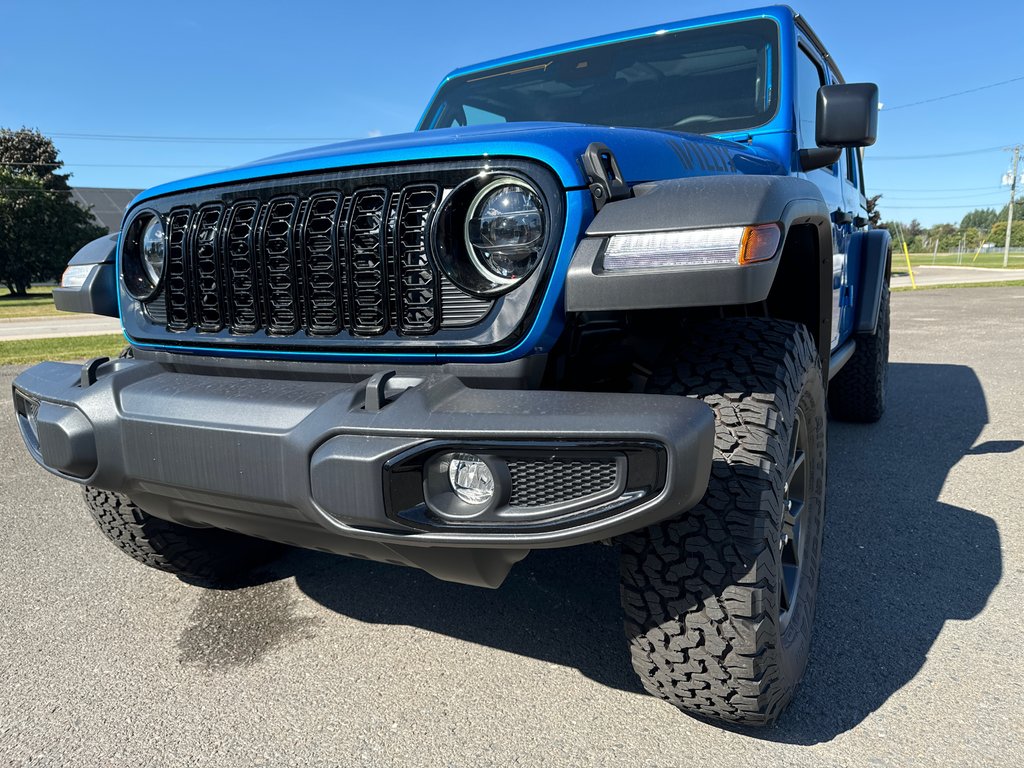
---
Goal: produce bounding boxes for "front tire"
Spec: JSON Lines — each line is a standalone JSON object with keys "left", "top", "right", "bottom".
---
{"left": 84, "top": 487, "right": 283, "bottom": 584}
{"left": 619, "top": 319, "right": 827, "bottom": 726}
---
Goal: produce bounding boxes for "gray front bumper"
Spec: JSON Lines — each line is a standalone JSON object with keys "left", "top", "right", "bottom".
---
{"left": 13, "top": 358, "right": 714, "bottom": 586}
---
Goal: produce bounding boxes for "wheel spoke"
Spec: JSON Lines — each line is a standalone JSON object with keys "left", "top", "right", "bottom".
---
{"left": 781, "top": 563, "right": 799, "bottom": 613}
{"left": 788, "top": 450, "right": 806, "bottom": 486}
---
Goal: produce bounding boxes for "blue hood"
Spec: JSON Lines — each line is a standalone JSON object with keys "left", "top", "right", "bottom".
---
{"left": 129, "top": 122, "right": 785, "bottom": 209}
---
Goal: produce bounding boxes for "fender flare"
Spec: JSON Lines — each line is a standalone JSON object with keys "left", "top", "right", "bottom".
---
{"left": 849, "top": 228, "right": 892, "bottom": 335}
{"left": 52, "top": 233, "right": 119, "bottom": 318}
{"left": 565, "top": 174, "right": 833, "bottom": 312}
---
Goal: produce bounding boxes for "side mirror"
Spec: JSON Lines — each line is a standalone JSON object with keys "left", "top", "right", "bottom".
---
{"left": 816, "top": 83, "right": 879, "bottom": 148}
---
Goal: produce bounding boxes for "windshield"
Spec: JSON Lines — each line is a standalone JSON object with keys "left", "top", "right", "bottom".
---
{"left": 421, "top": 18, "right": 779, "bottom": 136}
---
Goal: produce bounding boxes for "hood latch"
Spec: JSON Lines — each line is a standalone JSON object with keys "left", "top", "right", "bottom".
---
{"left": 581, "top": 143, "right": 630, "bottom": 212}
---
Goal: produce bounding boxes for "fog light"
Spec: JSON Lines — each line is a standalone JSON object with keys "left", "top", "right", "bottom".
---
{"left": 447, "top": 453, "right": 495, "bottom": 505}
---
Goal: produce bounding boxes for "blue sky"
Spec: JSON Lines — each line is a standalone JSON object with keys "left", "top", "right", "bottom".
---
{"left": 2, "top": 0, "right": 1021, "bottom": 227}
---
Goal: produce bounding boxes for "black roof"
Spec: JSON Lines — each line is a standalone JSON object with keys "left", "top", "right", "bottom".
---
{"left": 70, "top": 187, "right": 141, "bottom": 233}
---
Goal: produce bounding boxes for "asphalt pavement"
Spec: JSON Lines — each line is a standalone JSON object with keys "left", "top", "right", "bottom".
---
{"left": 1, "top": 286, "right": 1022, "bottom": 766}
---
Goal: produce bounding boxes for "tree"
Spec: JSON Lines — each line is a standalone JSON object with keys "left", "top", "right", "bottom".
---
{"left": 960, "top": 208, "right": 998, "bottom": 233}
{"left": 0, "top": 128, "right": 105, "bottom": 295}
{"left": 989, "top": 220, "right": 1024, "bottom": 248}
{"left": 996, "top": 199, "right": 1024, "bottom": 222}
{"left": 866, "top": 194, "right": 882, "bottom": 227}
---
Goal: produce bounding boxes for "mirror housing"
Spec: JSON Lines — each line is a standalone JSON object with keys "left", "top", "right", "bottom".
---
{"left": 816, "top": 83, "right": 879, "bottom": 148}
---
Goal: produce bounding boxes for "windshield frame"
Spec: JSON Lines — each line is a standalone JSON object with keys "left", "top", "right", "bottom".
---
{"left": 418, "top": 16, "right": 782, "bottom": 137}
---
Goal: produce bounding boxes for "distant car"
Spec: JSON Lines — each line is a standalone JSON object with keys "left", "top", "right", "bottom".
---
{"left": 14, "top": 5, "right": 888, "bottom": 726}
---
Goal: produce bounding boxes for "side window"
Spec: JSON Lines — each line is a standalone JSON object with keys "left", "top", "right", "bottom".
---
{"left": 796, "top": 46, "right": 827, "bottom": 154}
{"left": 845, "top": 148, "right": 859, "bottom": 188}
{"left": 464, "top": 105, "right": 506, "bottom": 126}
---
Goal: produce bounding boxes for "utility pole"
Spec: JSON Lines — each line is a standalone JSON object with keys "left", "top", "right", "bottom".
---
{"left": 1005, "top": 145, "right": 1021, "bottom": 268}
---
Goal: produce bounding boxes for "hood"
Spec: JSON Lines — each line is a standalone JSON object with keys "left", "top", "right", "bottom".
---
{"left": 129, "top": 122, "right": 786, "bottom": 208}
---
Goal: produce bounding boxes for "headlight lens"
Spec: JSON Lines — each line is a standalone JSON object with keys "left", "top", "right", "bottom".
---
{"left": 464, "top": 179, "right": 544, "bottom": 285}
{"left": 432, "top": 174, "right": 547, "bottom": 297}
{"left": 122, "top": 211, "right": 165, "bottom": 301}
{"left": 140, "top": 216, "right": 166, "bottom": 286}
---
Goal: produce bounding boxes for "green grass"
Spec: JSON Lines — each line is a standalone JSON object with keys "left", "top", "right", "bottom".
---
{"left": 892, "top": 279, "right": 1024, "bottom": 293}
{"left": 895, "top": 252, "right": 1024, "bottom": 270}
{"left": 0, "top": 286, "right": 62, "bottom": 319}
{"left": 0, "top": 334, "right": 125, "bottom": 366}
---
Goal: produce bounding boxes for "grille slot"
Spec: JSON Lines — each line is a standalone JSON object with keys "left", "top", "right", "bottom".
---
{"left": 165, "top": 210, "right": 193, "bottom": 331}
{"left": 225, "top": 201, "right": 261, "bottom": 333}
{"left": 395, "top": 185, "right": 440, "bottom": 334}
{"left": 300, "top": 193, "right": 344, "bottom": 335}
{"left": 347, "top": 190, "right": 389, "bottom": 335}
{"left": 507, "top": 459, "right": 620, "bottom": 508}
{"left": 191, "top": 205, "right": 225, "bottom": 332}
{"left": 261, "top": 197, "right": 301, "bottom": 335}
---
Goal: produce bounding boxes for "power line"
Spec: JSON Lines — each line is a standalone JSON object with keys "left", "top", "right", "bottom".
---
{"left": 1, "top": 160, "right": 221, "bottom": 169}
{"left": 881, "top": 203, "right": 1007, "bottom": 210}
{"left": 875, "top": 185, "right": 1006, "bottom": 192}
{"left": 880, "top": 191, "right": 1007, "bottom": 201}
{"left": 871, "top": 145, "right": 1008, "bottom": 161}
{"left": 883, "top": 74, "right": 1024, "bottom": 111}
{"left": 47, "top": 131, "right": 358, "bottom": 144}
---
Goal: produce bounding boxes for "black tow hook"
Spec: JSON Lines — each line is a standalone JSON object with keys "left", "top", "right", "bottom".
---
{"left": 80, "top": 356, "right": 110, "bottom": 388}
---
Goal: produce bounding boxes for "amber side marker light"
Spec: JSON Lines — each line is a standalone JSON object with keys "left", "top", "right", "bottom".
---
{"left": 739, "top": 223, "right": 783, "bottom": 265}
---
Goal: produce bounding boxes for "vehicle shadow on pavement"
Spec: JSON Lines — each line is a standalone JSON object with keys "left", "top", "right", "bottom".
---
{"left": 763, "top": 362, "right": 1003, "bottom": 744}
{"left": 288, "top": 529, "right": 638, "bottom": 693}
{"left": 277, "top": 361, "right": 1000, "bottom": 742}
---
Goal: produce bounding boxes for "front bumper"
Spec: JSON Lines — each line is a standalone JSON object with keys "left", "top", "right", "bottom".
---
{"left": 12, "top": 358, "right": 714, "bottom": 587}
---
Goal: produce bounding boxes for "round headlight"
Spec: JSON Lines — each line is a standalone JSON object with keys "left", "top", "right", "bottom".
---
{"left": 464, "top": 179, "right": 544, "bottom": 285}
{"left": 140, "top": 216, "right": 166, "bottom": 286}
{"left": 122, "top": 211, "right": 165, "bottom": 301}
{"left": 432, "top": 174, "right": 547, "bottom": 297}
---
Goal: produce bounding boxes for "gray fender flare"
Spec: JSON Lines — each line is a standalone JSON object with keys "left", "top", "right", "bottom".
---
{"left": 565, "top": 174, "right": 833, "bottom": 312}
{"left": 52, "top": 233, "right": 119, "bottom": 317}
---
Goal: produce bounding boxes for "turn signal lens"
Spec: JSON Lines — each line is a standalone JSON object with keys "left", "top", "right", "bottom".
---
{"left": 739, "top": 224, "right": 783, "bottom": 264}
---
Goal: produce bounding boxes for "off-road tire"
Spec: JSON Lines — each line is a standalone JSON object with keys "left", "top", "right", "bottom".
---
{"left": 828, "top": 284, "right": 890, "bottom": 422}
{"left": 619, "top": 319, "right": 827, "bottom": 726}
{"left": 84, "top": 487, "right": 282, "bottom": 584}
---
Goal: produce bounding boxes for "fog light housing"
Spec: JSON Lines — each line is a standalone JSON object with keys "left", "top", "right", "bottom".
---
{"left": 447, "top": 453, "right": 495, "bottom": 505}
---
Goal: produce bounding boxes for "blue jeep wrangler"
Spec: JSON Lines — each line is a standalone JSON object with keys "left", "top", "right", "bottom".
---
{"left": 12, "top": 6, "right": 888, "bottom": 726}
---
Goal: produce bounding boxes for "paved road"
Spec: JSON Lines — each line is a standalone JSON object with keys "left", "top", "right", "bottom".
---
{"left": 0, "top": 314, "right": 122, "bottom": 341}
{"left": 891, "top": 264, "right": 1022, "bottom": 289}
{"left": 2, "top": 287, "right": 1022, "bottom": 766}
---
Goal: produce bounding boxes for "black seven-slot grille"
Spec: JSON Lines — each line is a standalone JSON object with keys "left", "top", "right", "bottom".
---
{"left": 159, "top": 183, "right": 451, "bottom": 338}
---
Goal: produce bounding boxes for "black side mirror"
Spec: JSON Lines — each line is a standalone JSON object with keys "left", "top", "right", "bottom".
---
{"left": 816, "top": 83, "right": 879, "bottom": 148}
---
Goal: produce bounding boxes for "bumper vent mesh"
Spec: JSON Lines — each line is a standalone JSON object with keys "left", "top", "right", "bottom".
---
{"left": 507, "top": 458, "right": 620, "bottom": 508}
